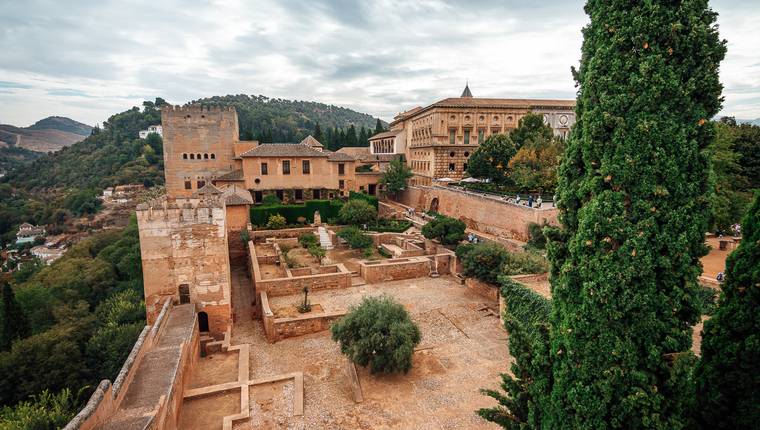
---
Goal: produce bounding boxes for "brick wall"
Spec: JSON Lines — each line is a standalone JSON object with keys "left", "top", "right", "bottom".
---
{"left": 359, "top": 257, "right": 431, "bottom": 283}
{"left": 259, "top": 291, "right": 345, "bottom": 342}
{"left": 465, "top": 277, "right": 499, "bottom": 301}
{"left": 397, "top": 185, "right": 559, "bottom": 242}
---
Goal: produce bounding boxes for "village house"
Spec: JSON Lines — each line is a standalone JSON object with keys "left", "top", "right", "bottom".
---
{"left": 15, "top": 222, "right": 45, "bottom": 245}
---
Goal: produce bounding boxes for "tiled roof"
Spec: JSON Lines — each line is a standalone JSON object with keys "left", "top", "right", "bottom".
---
{"left": 222, "top": 186, "right": 253, "bottom": 206}
{"left": 326, "top": 151, "right": 355, "bottom": 161}
{"left": 431, "top": 97, "right": 575, "bottom": 109}
{"left": 300, "top": 135, "right": 324, "bottom": 148}
{"left": 337, "top": 147, "right": 370, "bottom": 157}
{"left": 193, "top": 183, "right": 223, "bottom": 197}
{"left": 239, "top": 143, "right": 328, "bottom": 158}
{"left": 368, "top": 130, "right": 401, "bottom": 140}
{"left": 215, "top": 170, "right": 244, "bottom": 181}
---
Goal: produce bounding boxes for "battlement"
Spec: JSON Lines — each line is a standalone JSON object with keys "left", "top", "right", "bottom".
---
{"left": 161, "top": 104, "right": 236, "bottom": 114}
{"left": 136, "top": 196, "right": 226, "bottom": 225}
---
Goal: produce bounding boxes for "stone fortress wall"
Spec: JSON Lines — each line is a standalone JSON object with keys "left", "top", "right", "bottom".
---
{"left": 136, "top": 196, "right": 232, "bottom": 336}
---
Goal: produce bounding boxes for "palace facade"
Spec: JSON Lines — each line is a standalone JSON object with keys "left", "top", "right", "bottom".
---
{"left": 369, "top": 84, "right": 575, "bottom": 185}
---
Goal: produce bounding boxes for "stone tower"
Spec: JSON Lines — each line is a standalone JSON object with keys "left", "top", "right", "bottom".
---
{"left": 162, "top": 104, "right": 239, "bottom": 197}
{"left": 135, "top": 196, "right": 232, "bottom": 335}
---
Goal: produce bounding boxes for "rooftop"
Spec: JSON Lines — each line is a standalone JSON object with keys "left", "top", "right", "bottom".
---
{"left": 239, "top": 143, "right": 329, "bottom": 158}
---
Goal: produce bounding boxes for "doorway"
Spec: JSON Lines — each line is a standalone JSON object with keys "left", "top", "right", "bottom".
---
{"left": 198, "top": 311, "right": 209, "bottom": 332}
{"left": 179, "top": 284, "right": 190, "bottom": 304}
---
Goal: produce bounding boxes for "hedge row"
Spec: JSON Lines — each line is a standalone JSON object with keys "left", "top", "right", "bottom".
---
{"left": 348, "top": 191, "right": 379, "bottom": 209}
{"left": 498, "top": 276, "right": 551, "bottom": 334}
{"left": 250, "top": 199, "right": 343, "bottom": 226}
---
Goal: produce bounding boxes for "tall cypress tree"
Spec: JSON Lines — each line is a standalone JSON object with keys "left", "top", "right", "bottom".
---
{"left": 375, "top": 118, "right": 384, "bottom": 134}
{"left": 313, "top": 122, "right": 323, "bottom": 143}
{"left": 546, "top": 1, "right": 725, "bottom": 428}
{"left": 0, "top": 282, "right": 30, "bottom": 351}
{"left": 346, "top": 124, "right": 358, "bottom": 147}
{"left": 695, "top": 192, "right": 760, "bottom": 429}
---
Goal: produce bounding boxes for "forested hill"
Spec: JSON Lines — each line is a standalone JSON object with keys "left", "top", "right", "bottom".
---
{"left": 193, "top": 94, "right": 387, "bottom": 149}
{"left": 2, "top": 100, "right": 165, "bottom": 191}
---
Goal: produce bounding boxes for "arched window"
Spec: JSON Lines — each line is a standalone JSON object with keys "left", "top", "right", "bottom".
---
{"left": 183, "top": 153, "right": 188, "bottom": 159}
{"left": 210, "top": 153, "right": 215, "bottom": 159}
{"left": 204, "top": 153, "right": 209, "bottom": 159}
{"left": 190, "top": 153, "right": 195, "bottom": 160}
{"left": 197, "top": 153, "right": 201, "bottom": 160}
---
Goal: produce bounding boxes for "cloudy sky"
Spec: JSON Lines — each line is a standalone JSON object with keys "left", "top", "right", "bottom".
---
{"left": 1, "top": 0, "right": 758, "bottom": 127}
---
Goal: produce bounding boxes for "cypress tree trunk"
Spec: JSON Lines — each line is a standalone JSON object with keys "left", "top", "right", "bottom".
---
{"left": 547, "top": 1, "right": 725, "bottom": 428}
{"left": 695, "top": 193, "right": 760, "bottom": 429}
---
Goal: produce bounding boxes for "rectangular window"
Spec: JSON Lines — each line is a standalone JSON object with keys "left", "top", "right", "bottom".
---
{"left": 302, "top": 160, "right": 310, "bottom": 174}
{"left": 295, "top": 189, "right": 303, "bottom": 200}
{"left": 313, "top": 189, "right": 321, "bottom": 199}
{"left": 448, "top": 163, "right": 455, "bottom": 171}
{"left": 338, "top": 163, "right": 345, "bottom": 175}
{"left": 449, "top": 129, "right": 456, "bottom": 145}
{"left": 197, "top": 180, "right": 206, "bottom": 188}
{"left": 464, "top": 129, "right": 470, "bottom": 145}
{"left": 282, "top": 160, "right": 290, "bottom": 175}
{"left": 254, "top": 191, "right": 263, "bottom": 203}
{"left": 339, "top": 180, "right": 345, "bottom": 189}
{"left": 478, "top": 129, "right": 485, "bottom": 144}
{"left": 261, "top": 162, "right": 268, "bottom": 175}
{"left": 276, "top": 190, "right": 284, "bottom": 201}
{"left": 184, "top": 181, "right": 192, "bottom": 190}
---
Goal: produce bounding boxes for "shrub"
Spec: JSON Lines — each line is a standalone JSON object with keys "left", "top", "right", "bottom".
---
{"left": 265, "top": 214, "right": 287, "bottom": 230}
{"left": 421, "top": 215, "right": 466, "bottom": 245}
{"left": 348, "top": 191, "right": 379, "bottom": 208}
{"left": 240, "top": 229, "right": 250, "bottom": 245}
{"left": 502, "top": 250, "right": 549, "bottom": 275}
{"left": 298, "top": 233, "right": 319, "bottom": 248}
{"left": 526, "top": 222, "right": 547, "bottom": 250}
{"left": 337, "top": 226, "right": 373, "bottom": 249}
{"left": 308, "top": 245, "right": 325, "bottom": 264}
{"left": 251, "top": 199, "right": 343, "bottom": 226}
{"left": 338, "top": 199, "right": 377, "bottom": 225}
{"left": 331, "top": 295, "right": 421, "bottom": 374}
{"left": 0, "top": 389, "right": 76, "bottom": 430}
{"left": 461, "top": 242, "right": 509, "bottom": 284}
{"left": 261, "top": 194, "right": 281, "bottom": 206}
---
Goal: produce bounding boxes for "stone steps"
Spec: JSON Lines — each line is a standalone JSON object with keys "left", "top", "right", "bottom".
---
{"left": 317, "top": 226, "right": 333, "bottom": 250}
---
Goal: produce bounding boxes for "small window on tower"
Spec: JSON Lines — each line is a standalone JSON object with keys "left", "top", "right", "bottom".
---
{"left": 184, "top": 181, "right": 192, "bottom": 190}
{"left": 210, "top": 153, "right": 215, "bottom": 159}
{"left": 449, "top": 163, "right": 455, "bottom": 171}
{"left": 183, "top": 153, "right": 188, "bottom": 159}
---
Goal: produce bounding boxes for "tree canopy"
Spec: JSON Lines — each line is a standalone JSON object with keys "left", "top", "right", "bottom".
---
{"left": 466, "top": 134, "right": 516, "bottom": 183}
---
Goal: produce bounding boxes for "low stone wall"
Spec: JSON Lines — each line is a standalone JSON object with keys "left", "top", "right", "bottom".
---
{"left": 510, "top": 273, "right": 550, "bottom": 284}
{"left": 397, "top": 185, "right": 558, "bottom": 242}
{"left": 358, "top": 256, "right": 431, "bottom": 284}
{"left": 465, "top": 278, "right": 499, "bottom": 301}
{"left": 259, "top": 291, "right": 346, "bottom": 342}
{"left": 250, "top": 240, "right": 352, "bottom": 297}
{"left": 249, "top": 226, "right": 316, "bottom": 243}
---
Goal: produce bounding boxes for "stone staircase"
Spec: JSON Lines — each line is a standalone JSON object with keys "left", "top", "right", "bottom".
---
{"left": 318, "top": 226, "right": 333, "bottom": 250}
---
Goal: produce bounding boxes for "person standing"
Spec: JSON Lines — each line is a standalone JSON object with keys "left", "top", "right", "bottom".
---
{"left": 528, "top": 195, "right": 534, "bottom": 208}
{"left": 536, "top": 195, "right": 543, "bottom": 208}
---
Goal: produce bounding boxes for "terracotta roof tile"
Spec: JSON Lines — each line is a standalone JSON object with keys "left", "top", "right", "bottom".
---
{"left": 239, "top": 143, "right": 328, "bottom": 158}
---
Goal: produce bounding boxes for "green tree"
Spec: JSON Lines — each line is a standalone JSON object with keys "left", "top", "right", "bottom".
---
{"left": 261, "top": 194, "right": 281, "bottom": 206}
{"left": 509, "top": 113, "right": 554, "bottom": 150}
{"left": 1, "top": 283, "right": 30, "bottom": 351}
{"left": 337, "top": 226, "right": 373, "bottom": 249}
{"left": 338, "top": 199, "right": 377, "bottom": 225}
{"left": 313, "top": 122, "right": 324, "bottom": 143}
{"left": 421, "top": 215, "right": 466, "bottom": 245}
{"left": 0, "top": 389, "right": 76, "bottom": 430}
{"left": 346, "top": 124, "right": 358, "bottom": 147}
{"left": 379, "top": 158, "right": 413, "bottom": 199}
{"left": 307, "top": 245, "right": 326, "bottom": 264}
{"left": 298, "top": 233, "right": 319, "bottom": 248}
{"left": 466, "top": 134, "right": 516, "bottom": 183}
{"left": 695, "top": 192, "right": 760, "bottom": 429}
{"left": 545, "top": 1, "right": 725, "bottom": 428}
{"left": 459, "top": 242, "right": 508, "bottom": 284}
{"left": 331, "top": 295, "right": 421, "bottom": 374}
{"left": 375, "top": 118, "right": 385, "bottom": 134}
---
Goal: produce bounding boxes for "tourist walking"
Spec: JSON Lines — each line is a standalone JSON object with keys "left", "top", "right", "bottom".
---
{"left": 536, "top": 195, "right": 543, "bottom": 208}
{"left": 528, "top": 195, "right": 534, "bottom": 207}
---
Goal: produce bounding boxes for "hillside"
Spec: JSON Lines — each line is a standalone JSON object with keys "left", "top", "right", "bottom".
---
{"left": 0, "top": 116, "right": 92, "bottom": 153}
{"left": 194, "top": 94, "right": 386, "bottom": 147}
{"left": 738, "top": 118, "right": 760, "bottom": 127}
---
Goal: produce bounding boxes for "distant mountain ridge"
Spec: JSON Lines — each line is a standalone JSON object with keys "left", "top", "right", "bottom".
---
{"left": 0, "top": 116, "right": 92, "bottom": 153}
{"left": 737, "top": 118, "right": 760, "bottom": 127}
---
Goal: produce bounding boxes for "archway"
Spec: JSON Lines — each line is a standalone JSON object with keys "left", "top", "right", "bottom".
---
{"left": 179, "top": 284, "right": 190, "bottom": 304}
{"left": 429, "top": 197, "right": 439, "bottom": 213}
{"left": 198, "top": 311, "right": 209, "bottom": 332}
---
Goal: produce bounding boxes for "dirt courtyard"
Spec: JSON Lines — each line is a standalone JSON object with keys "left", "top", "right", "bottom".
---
{"left": 228, "top": 276, "right": 506, "bottom": 429}
{"left": 700, "top": 236, "right": 733, "bottom": 278}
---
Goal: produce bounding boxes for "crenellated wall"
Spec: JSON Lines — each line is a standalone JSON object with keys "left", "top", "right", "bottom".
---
{"left": 136, "top": 196, "right": 232, "bottom": 336}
